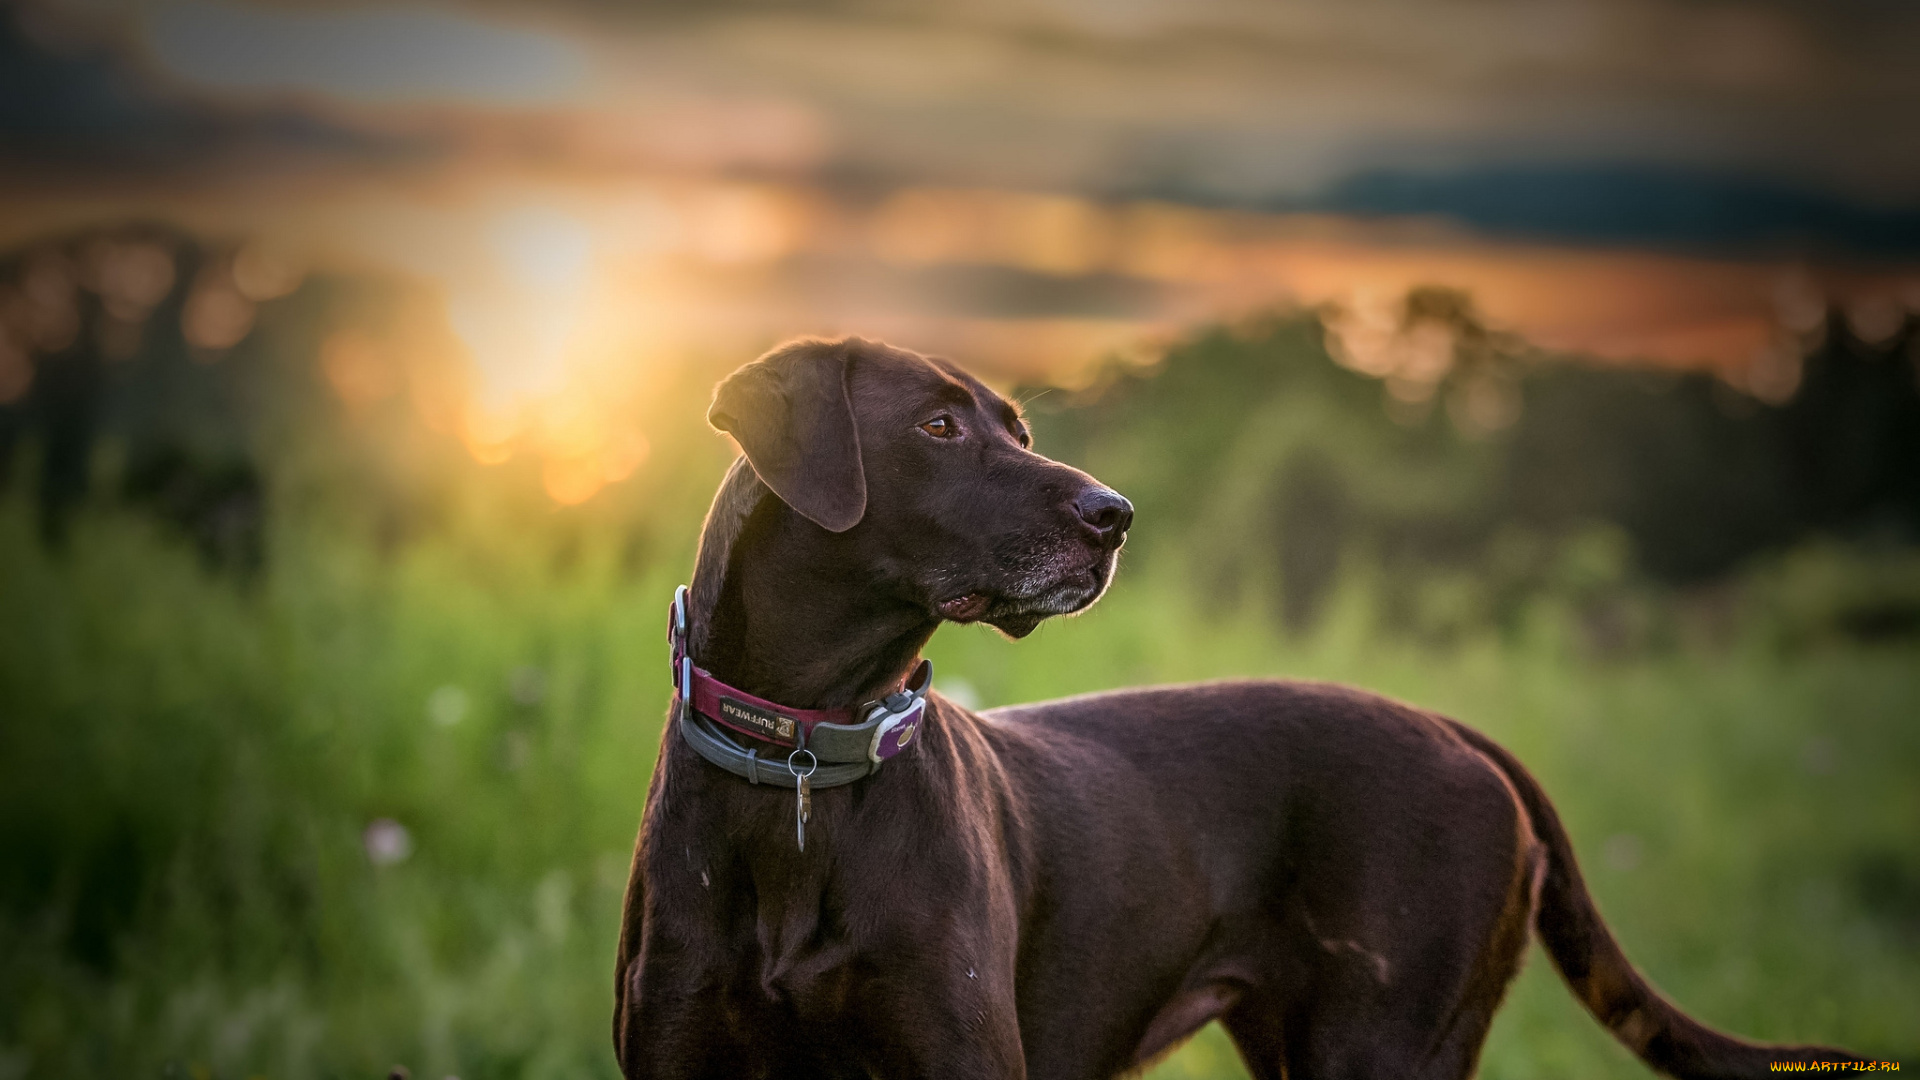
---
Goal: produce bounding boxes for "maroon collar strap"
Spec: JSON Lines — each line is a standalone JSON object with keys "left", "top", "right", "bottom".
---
{"left": 686, "top": 664, "right": 853, "bottom": 748}
{"left": 668, "top": 585, "right": 931, "bottom": 760}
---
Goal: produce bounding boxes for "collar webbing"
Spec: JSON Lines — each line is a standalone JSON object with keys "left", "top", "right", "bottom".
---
{"left": 668, "top": 585, "right": 932, "bottom": 789}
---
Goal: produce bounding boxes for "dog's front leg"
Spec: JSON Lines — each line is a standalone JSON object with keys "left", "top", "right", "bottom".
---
{"left": 618, "top": 946, "right": 788, "bottom": 1080}
{"left": 864, "top": 983, "right": 1029, "bottom": 1076}
{"left": 834, "top": 918, "right": 1027, "bottom": 1080}
{"left": 614, "top": 858, "right": 766, "bottom": 1079}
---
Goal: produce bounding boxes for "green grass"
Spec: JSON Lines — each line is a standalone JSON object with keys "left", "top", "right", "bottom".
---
{"left": 1, "top": 497, "right": 1915, "bottom": 1079}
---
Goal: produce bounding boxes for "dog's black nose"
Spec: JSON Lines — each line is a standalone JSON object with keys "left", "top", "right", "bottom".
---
{"left": 1075, "top": 488, "right": 1134, "bottom": 546}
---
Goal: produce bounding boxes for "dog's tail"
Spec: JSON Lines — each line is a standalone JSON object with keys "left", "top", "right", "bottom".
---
{"left": 1444, "top": 720, "right": 1866, "bottom": 1079}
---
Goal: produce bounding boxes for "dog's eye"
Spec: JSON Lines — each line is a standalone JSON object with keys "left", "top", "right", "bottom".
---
{"left": 919, "top": 416, "right": 958, "bottom": 439}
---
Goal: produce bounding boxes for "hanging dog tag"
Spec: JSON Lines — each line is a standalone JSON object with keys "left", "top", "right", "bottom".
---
{"left": 796, "top": 774, "right": 811, "bottom": 851}
{"left": 787, "top": 749, "right": 817, "bottom": 852}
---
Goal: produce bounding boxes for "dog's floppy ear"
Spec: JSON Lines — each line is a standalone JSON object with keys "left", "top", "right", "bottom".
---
{"left": 708, "top": 339, "right": 867, "bottom": 532}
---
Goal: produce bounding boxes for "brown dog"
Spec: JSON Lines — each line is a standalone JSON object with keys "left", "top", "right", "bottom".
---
{"left": 613, "top": 337, "right": 1863, "bottom": 1079}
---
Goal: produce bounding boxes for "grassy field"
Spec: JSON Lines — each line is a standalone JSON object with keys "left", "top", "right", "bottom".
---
{"left": 1, "top": 489, "right": 1916, "bottom": 1079}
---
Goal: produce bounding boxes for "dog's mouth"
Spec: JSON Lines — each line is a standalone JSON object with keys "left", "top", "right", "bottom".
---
{"left": 936, "top": 549, "right": 1116, "bottom": 638}
{"left": 937, "top": 593, "right": 992, "bottom": 621}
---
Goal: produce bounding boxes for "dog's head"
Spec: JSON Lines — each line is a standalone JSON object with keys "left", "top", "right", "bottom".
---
{"left": 709, "top": 337, "right": 1131, "bottom": 638}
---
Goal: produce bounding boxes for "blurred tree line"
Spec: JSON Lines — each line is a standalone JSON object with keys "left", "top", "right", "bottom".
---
{"left": 1025, "top": 288, "right": 1920, "bottom": 646}
{"left": 4, "top": 224, "right": 1919, "bottom": 649}
{"left": 0, "top": 223, "right": 272, "bottom": 565}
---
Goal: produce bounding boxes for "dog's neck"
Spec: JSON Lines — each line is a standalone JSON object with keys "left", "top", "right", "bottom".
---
{"left": 686, "top": 458, "right": 937, "bottom": 712}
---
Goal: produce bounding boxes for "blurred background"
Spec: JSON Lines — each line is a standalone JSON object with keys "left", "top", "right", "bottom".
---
{"left": 2, "top": 0, "right": 1917, "bottom": 1076}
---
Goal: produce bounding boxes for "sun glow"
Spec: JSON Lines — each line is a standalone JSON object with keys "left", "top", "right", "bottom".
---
{"left": 435, "top": 202, "right": 655, "bottom": 505}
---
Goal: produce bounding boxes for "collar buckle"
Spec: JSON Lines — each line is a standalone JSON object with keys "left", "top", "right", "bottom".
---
{"left": 865, "top": 658, "right": 932, "bottom": 764}
{"left": 668, "top": 584, "right": 690, "bottom": 695}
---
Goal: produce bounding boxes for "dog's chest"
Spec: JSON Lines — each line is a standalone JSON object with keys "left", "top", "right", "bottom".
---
{"left": 659, "top": 800, "right": 859, "bottom": 992}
